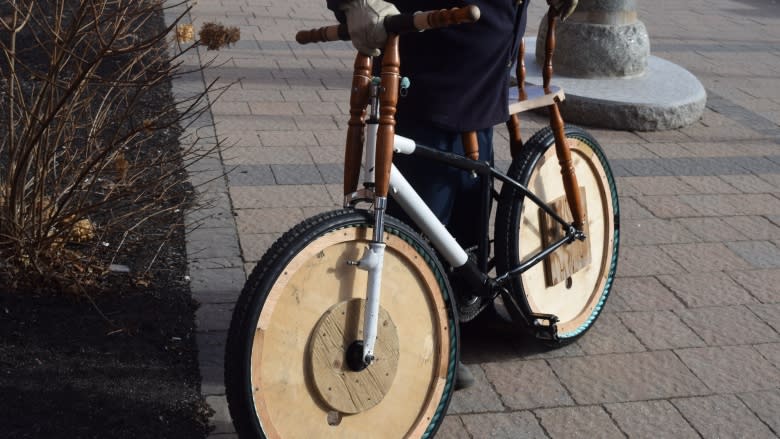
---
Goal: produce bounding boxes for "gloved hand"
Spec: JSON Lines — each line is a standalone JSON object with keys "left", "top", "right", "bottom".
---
{"left": 340, "top": 0, "right": 400, "bottom": 56}
{"left": 549, "top": 0, "right": 578, "bottom": 21}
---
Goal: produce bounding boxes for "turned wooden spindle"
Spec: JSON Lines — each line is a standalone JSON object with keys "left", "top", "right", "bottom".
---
{"left": 374, "top": 34, "right": 401, "bottom": 198}
{"left": 517, "top": 38, "right": 528, "bottom": 101}
{"left": 544, "top": 10, "right": 586, "bottom": 229}
{"left": 462, "top": 131, "right": 479, "bottom": 161}
{"left": 506, "top": 114, "right": 523, "bottom": 159}
{"left": 343, "top": 54, "right": 373, "bottom": 196}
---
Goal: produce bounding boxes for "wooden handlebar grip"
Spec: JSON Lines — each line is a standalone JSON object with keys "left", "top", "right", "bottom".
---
{"left": 413, "top": 5, "right": 481, "bottom": 30}
{"left": 462, "top": 131, "right": 479, "bottom": 161}
{"left": 295, "top": 24, "right": 348, "bottom": 44}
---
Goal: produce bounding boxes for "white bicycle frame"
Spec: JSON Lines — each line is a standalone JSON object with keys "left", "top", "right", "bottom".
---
{"left": 350, "top": 117, "right": 469, "bottom": 364}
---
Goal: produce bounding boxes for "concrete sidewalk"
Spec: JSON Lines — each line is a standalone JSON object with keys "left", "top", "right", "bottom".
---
{"left": 174, "top": 0, "right": 780, "bottom": 437}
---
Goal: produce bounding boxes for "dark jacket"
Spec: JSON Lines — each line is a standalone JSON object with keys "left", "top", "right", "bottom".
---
{"left": 327, "top": 0, "right": 529, "bottom": 132}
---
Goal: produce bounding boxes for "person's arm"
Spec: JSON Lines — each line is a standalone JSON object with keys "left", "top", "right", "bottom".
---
{"left": 325, "top": 0, "right": 400, "bottom": 56}
{"left": 326, "top": 0, "right": 348, "bottom": 23}
{"left": 549, "top": 0, "right": 578, "bottom": 20}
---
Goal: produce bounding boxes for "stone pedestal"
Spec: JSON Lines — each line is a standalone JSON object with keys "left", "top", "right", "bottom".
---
{"left": 528, "top": 0, "right": 706, "bottom": 131}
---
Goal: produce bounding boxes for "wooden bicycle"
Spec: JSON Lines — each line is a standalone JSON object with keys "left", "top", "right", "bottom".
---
{"left": 225, "top": 5, "right": 619, "bottom": 438}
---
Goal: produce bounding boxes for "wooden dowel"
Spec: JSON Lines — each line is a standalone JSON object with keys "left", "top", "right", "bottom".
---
{"left": 517, "top": 38, "right": 527, "bottom": 101}
{"left": 543, "top": 9, "right": 585, "bottom": 229}
{"left": 506, "top": 114, "right": 523, "bottom": 159}
{"left": 374, "top": 34, "right": 401, "bottom": 198}
{"left": 462, "top": 131, "right": 479, "bottom": 161}
{"left": 343, "top": 54, "right": 373, "bottom": 196}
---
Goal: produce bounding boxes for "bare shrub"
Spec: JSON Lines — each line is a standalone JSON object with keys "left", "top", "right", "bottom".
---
{"left": 0, "top": 0, "right": 228, "bottom": 292}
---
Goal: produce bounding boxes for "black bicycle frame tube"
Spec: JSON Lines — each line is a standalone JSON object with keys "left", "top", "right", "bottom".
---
{"left": 408, "top": 142, "right": 583, "bottom": 289}
{"left": 412, "top": 143, "right": 576, "bottom": 233}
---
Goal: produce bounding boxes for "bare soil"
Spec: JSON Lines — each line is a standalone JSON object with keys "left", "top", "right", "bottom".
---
{"left": 0, "top": 2, "right": 210, "bottom": 437}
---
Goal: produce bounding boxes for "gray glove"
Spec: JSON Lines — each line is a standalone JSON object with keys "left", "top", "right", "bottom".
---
{"left": 549, "top": 0, "right": 578, "bottom": 21}
{"left": 340, "top": 0, "right": 400, "bottom": 56}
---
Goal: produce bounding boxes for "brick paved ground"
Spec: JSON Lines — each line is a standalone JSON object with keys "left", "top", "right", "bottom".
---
{"left": 170, "top": 0, "right": 780, "bottom": 437}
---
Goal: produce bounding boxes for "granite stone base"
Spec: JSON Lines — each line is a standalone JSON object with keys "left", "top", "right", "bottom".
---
{"left": 524, "top": 37, "right": 707, "bottom": 131}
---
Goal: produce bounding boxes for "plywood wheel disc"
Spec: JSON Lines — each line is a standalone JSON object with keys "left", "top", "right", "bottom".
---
{"left": 309, "top": 299, "right": 399, "bottom": 414}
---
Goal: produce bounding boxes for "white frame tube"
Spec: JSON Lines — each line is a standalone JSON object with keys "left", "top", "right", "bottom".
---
{"left": 389, "top": 164, "right": 469, "bottom": 268}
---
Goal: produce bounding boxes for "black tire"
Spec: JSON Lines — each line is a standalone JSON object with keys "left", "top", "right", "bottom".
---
{"left": 495, "top": 126, "right": 620, "bottom": 344}
{"left": 225, "top": 209, "right": 459, "bottom": 438}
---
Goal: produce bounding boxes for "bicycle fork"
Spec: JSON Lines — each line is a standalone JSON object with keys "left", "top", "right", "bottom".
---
{"left": 341, "top": 36, "right": 403, "bottom": 369}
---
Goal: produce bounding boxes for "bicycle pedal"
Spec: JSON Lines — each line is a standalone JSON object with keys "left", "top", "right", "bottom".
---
{"left": 529, "top": 312, "right": 559, "bottom": 342}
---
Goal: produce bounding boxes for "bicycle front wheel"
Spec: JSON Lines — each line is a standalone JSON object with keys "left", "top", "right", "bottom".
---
{"left": 225, "top": 209, "right": 458, "bottom": 438}
{"left": 495, "top": 125, "right": 620, "bottom": 344}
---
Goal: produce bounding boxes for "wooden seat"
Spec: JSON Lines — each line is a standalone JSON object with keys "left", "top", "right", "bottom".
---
{"left": 508, "top": 83, "right": 565, "bottom": 115}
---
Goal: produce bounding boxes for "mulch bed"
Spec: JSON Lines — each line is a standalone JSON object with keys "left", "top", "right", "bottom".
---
{"left": 0, "top": 2, "right": 210, "bottom": 438}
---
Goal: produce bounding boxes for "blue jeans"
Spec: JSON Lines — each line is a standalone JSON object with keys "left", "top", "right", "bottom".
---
{"left": 388, "top": 119, "right": 494, "bottom": 251}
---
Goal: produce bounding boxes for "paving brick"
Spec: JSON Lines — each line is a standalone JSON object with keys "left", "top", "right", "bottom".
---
{"left": 619, "top": 176, "right": 698, "bottom": 195}
{"left": 748, "top": 303, "right": 780, "bottom": 333}
{"left": 660, "top": 242, "right": 752, "bottom": 272}
{"left": 680, "top": 194, "right": 780, "bottom": 216}
{"left": 621, "top": 218, "right": 700, "bottom": 245}
{"left": 663, "top": 156, "right": 751, "bottom": 176}
{"left": 223, "top": 146, "right": 313, "bottom": 165}
{"left": 293, "top": 114, "right": 340, "bottom": 130}
{"left": 617, "top": 197, "right": 655, "bottom": 219}
{"left": 678, "top": 175, "right": 741, "bottom": 194}
{"left": 720, "top": 174, "right": 778, "bottom": 193}
{"left": 611, "top": 158, "right": 674, "bottom": 176}
{"left": 482, "top": 360, "right": 574, "bottom": 410}
{"left": 604, "top": 400, "right": 699, "bottom": 439}
{"left": 673, "top": 395, "right": 776, "bottom": 439}
{"left": 574, "top": 313, "right": 645, "bottom": 355}
{"left": 271, "top": 164, "right": 324, "bottom": 184}
{"left": 676, "top": 217, "right": 748, "bottom": 242}
{"left": 676, "top": 346, "right": 780, "bottom": 393}
{"left": 462, "top": 411, "right": 549, "bottom": 439}
{"left": 737, "top": 390, "right": 780, "bottom": 435}
{"left": 723, "top": 215, "right": 780, "bottom": 240}
{"left": 235, "top": 208, "right": 307, "bottom": 234}
{"left": 226, "top": 165, "right": 276, "bottom": 186}
{"left": 195, "top": 303, "right": 235, "bottom": 332}
{"left": 257, "top": 130, "right": 318, "bottom": 147}
{"left": 230, "top": 185, "right": 331, "bottom": 209}
{"left": 548, "top": 351, "right": 707, "bottom": 404}
{"left": 725, "top": 241, "right": 780, "bottom": 269}
{"left": 201, "top": 364, "right": 226, "bottom": 396}
{"left": 535, "top": 406, "right": 624, "bottom": 439}
{"left": 447, "top": 365, "right": 504, "bottom": 414}
{"left": 205, "top": 395, "right": 236, "bottom": 434}
{"left": 634, "top": 195, "right": 700, "bottom": 219}
{"left": 610, "top": 276, "right": 686, "bottom": 311}
{"left": 190, "top": 267, "right": 245, "bottom": 303}
{"left": 187, "top": 227, "right": 242, "bottom": 260}
{"left": 728, "top": 268, "right": 780, "bottom": 303}
{"left": 656, "top": 271, "right": 757, "bottom": 307}
{"left": 437, "top": 416, "right": 471, "bottom": 439}
{"left": 675, "top": 305, "right": 779, "bottom": 346}
{"left": 619, "top": 310, "right": 705, "bottom": 350}
{"left": 755, "top": 343, "right": 780, "bottom": 370}
{"left": 618, "top": 246, "right": 687, "bottom": 277}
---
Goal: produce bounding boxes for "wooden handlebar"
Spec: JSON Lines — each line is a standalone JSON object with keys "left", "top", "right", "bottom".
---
{"left": 295, "top": 23, "right": 349, "bottom": 45}
{"left": 295, "top": 5, "right": 481, "bottom": 45}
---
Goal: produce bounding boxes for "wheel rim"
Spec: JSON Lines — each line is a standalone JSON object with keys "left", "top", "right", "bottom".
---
{"left": 517, "top": 138, "right": 616, "bottom": 336}
{"left": 249, "top": 226, "right": 452, "bottom": 438}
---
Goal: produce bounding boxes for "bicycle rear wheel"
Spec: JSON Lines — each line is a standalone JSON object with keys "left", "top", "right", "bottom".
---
{"left": 495, "top": 125, "right": 619, "bottom": 344}
{"left": 225, "top": 209, "right": 458, "bottom": 438}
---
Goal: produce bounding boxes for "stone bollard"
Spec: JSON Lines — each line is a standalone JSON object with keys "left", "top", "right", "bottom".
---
{"left": 523, "top": 0, "right": 706, "bottom": 131}
{"left": 535, "top": 0, "right": 650, "bottom": 78}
